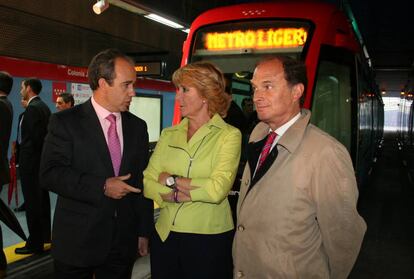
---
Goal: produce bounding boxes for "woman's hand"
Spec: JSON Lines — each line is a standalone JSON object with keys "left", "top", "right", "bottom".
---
{"left": 160, "top": 190, "right": 191, "bottom": 203}
{"left": 160, "top": 191, "right": 174, "bottom": 202}
{"left": 175, "top": 177, "right": 199, "bottom": 197}
{"left": 158, "top": 172, "right": 171, "bottom": 185}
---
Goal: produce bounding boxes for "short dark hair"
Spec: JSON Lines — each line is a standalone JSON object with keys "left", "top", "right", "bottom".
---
{"left": 59, "top": 92, "right": 75, "bottom": 107}
{"left": 24, "top": 78, "right": 42, "bottom": 95}
{"left": 0, "top": 71, "right": 13, "bottom": 95}
{"left": 257, "top": 55, "right": 308, "bottom": 91}
{"left": 88, "top": 48, "right": 135, "bottom": 91}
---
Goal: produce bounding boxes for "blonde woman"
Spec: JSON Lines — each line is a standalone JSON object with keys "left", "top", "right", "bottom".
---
{"left": 144, "top": 62, "right": 241, "bottom": 279}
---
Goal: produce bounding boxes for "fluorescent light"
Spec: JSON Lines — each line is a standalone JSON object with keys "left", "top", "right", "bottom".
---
{"left": 93, "top": 0, "right": 109, "bottom": 15}
{"left": 182, "top": 28, "right": 190, "bottom": 33}
{"left": 144, "top": 13, "right": 184, "bottom": 29}
{"left": 109, "top": 0, "right": 146, "bottom": 15}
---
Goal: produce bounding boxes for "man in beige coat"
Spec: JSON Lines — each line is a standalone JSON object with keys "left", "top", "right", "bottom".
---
{"left": 233, "top": 56, "right": 366, "bottom": 279}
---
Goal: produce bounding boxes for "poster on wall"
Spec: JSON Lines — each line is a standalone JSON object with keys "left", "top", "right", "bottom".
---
{"left": 71, "top": 83, "right": 92, "bottom": 105}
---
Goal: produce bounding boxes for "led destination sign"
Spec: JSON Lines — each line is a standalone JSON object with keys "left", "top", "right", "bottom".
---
{"left": 135, "top": 61, "right": 164, "bottom": 76}
{"left": 204, "top": 28, "right": 308, "bottom": 50}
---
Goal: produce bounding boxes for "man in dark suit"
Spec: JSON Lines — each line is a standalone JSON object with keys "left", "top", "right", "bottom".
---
{"left": 0, "top": 71, "right": 14, "bottom": 278}
{"left": 40, "top": 49, "right": 153, "bottom": 279}
{"left": 15, "top": 78, "right": 51, "bottom": 255}
{"left": 12, "top": 99, "right": 28, "bottom": 213}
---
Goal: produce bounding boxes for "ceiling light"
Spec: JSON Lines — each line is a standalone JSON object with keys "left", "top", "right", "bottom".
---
{"left": 93, "top": 0, "right": 109, "bottom": 15}
{"left": 109, "top": 0, "right": 147, "bottom": 15}
{"left": 144, "top": 13, "right": 184, "bottom": 29}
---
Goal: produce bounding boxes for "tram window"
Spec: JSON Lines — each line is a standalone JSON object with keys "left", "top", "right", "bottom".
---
{"left": 190, "top": 20, "right": 311, "bottom": 73}
{"left": 311, "top": 46, "right": 353, "bottom": 152}
{"left": 129, "top": 94, "right": 162, "bottom": 143}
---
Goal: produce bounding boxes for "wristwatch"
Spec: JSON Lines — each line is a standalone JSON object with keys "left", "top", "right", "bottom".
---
{"left": 166, "top": 175, "right": 178, "bottom": 188}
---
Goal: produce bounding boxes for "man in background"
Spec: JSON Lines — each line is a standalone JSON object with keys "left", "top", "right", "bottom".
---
{"left": 56, "top": 92, "right": 74, "bottom": 111}
{"left": 0, "top": 71, "right": 14, "bottom": 278}
{"left": 241, "top": 97, "right": 258, "bottom": 134}
{"left": 15, "top": 78, "right": 51, "bottom": 255}
{"left": 12, "top": 98, "right": 28, "bottom": 213}
{"left": 40, "top": 49, "right": 153, "bottom": 278}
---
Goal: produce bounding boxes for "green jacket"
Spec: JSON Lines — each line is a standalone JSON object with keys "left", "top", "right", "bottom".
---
{"left": 144, "top": 114, "right": 241, "bottom": 241}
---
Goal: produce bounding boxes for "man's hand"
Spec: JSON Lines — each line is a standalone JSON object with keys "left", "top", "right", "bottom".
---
{"left": 104, "top": 173, "right": 140, "bottom": 199}
{"left": 138, "top": 237, "right": 149, "bottom": 256}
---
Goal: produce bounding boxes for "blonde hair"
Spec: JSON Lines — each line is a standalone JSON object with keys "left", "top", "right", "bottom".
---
{"left": 172, "top": 61, "right": 231, "bottom": 118}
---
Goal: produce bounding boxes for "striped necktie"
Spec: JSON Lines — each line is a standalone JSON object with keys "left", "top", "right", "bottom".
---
{"left": 257, "top": 132, "right": 277, "bottom": 170}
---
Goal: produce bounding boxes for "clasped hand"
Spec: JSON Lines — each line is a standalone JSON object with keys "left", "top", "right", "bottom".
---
{"left": 104, "top": 173, "right": 140, "bottom": 199}
{"left": 158, "top": 172, "right": 198, "bottom": 203}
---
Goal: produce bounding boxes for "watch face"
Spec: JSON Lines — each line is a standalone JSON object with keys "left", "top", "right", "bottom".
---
{"left": 166, "top": 176, "right": 175, "bottom": 187}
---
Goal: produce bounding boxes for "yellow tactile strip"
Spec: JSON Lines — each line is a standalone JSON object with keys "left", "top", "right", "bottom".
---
{"left": 4, "top": 242, "right": 51, "bottom": 264}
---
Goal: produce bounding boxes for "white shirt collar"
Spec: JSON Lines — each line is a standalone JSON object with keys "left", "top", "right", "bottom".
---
{"left": 271, "top": 112, "right": 301, "bottom": 137}
{"left": 27, "top": 95, "right": 38, "bottom": 105}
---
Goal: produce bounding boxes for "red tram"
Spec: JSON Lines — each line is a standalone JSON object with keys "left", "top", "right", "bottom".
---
{"left": 174, "top": 1, "right": 384, "bottom": 185}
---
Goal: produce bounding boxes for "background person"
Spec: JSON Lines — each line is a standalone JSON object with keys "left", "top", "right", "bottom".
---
{"left": 40, "top": 49, "right": 153, "bottom": 279}
{"left": 144, "top": 61, "right": 241, "bottom": 279}
{"left": 15, "top": 78, "right": 51, "bottom": 255}
{"left": 241, "top": 97, "right": 258, "bottom": 134}
{"left": 233, "top": 56, "right": 366, "bottom": 279}
{"left": 12, "top": 98, "right": 28, "bottom": 213}
{"left": 0, "top": 71, "right": 14, "bottom": 278}
{"left": 55, "top": 92, "right": 74, "bottom": 111}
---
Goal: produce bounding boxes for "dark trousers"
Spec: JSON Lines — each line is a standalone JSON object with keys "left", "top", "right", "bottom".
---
{"left": 150, "top": 231, "right": 234, "bottom": 279}
{"left": 53, "top": 214, "right": 134, "bottom": 279}
{"left": 0, "top": 186, "right": 6, "bottom": 270}
{"left": 54, "top": 254, "right": 134, "bottom": 279}
{"left": 20, "top": 171, "right": 51, "bottom": 249}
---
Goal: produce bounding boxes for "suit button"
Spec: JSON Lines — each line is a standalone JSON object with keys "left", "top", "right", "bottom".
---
{"left": 238, "top": 225, "right": 245, "bottom": 232}
{"left": 237, "top": 271, "right": 244, "bottom": 278}
{"left": 245, "top": 179, "right": 249, "bottom": 185}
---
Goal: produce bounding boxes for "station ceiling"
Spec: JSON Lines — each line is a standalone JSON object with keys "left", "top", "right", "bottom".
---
{"left": 127, "top": 0, "right": 413, "bottom": 97}
{"left": 0, "top": 0, "right": 412, "bottom": 97}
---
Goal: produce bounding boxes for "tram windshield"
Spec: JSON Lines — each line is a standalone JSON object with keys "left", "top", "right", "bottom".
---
{"left": 190, "top": 20, "right": 311, "bottom": 104}
{"left": 190, "top": 20, "right": 311, "bottom": 75}
{"left": 189, "top": 20, "right": 312, "bottom": 130}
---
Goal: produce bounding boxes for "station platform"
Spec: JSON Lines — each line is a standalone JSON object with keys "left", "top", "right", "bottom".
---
{"left": 2, "top": 131, "right": 414, "bottom": 278}
{"left": 350, "top": 132, "right": 414, "bottom": 278}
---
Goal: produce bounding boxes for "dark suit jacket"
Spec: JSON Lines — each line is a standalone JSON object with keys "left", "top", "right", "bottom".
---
{"left": 0, "top": 96, "right": 13, "bottom": 186}
{"left": 14, "top": 112, "right": 24, "bottom": 164}
{"left": 40, "top": 99, "right": 154, "bottom": 267}
{"left": 19, "top": 96, "right": 51, "bottom": 174}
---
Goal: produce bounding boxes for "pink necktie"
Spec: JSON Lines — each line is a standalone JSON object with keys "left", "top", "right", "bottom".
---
{"left": 106, "top": 114, "right": 121, "bottom": 176}
{"left": 257, "top": 132, "right": 277, "bottom": 170}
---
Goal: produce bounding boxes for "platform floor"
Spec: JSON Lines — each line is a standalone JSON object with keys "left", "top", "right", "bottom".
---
{"left": 350, "top": 132, "right": 414, "bottom": 278}
{"left": 2, "top": 131, "right": 414, "bottom": 278}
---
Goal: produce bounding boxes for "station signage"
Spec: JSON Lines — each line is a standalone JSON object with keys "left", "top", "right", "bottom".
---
{"left": 204, "top": 28, "right": 308, "bottom": 50}
{"left": 135, "top": 61, "right": 164, "bottom": 77}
